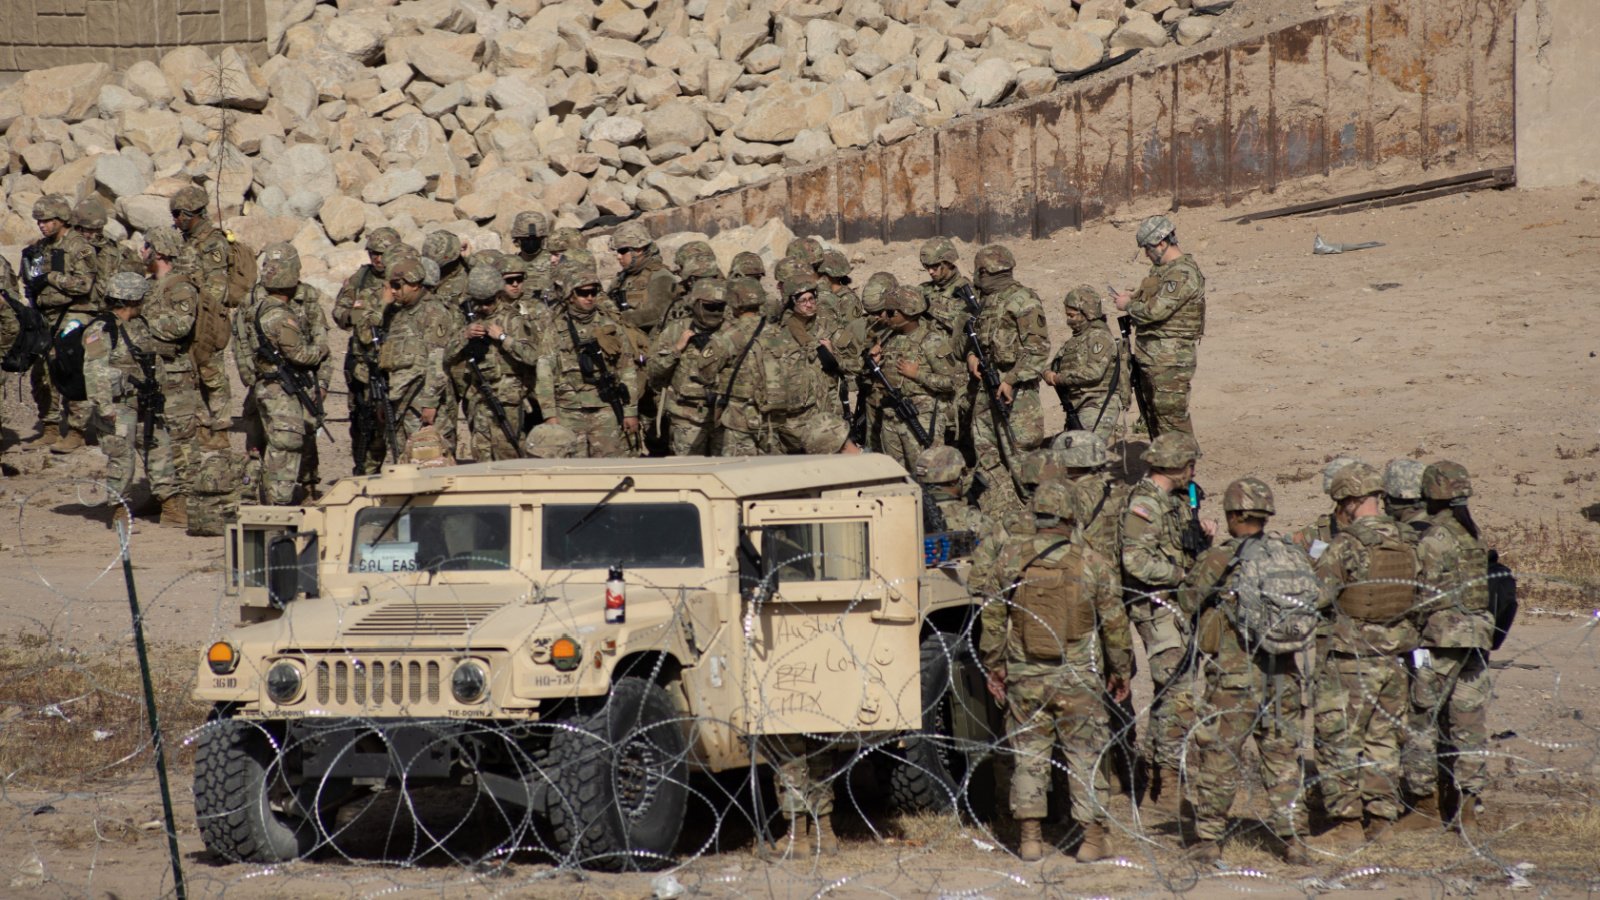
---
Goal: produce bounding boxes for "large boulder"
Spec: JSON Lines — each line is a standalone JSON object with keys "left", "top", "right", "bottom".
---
{"left": 93, "top": 154, "right": 149, "bottom": 199}
{"left": 19, "top": 63, "right": 114, "bottom": 122}
{"left": 360, "top": 168, "right": 428, "bottom": 205}
{"left": 262, "top": 144, "right": 339, "bottom": 204}
{"left": 182, "top": 47, "right": 269, "bottom": 110}
{"left": 960, "top": 58, "right": 1016, "bottom": 108}
{"left": 641, "top": 101, "right": 711, "bottom": 150}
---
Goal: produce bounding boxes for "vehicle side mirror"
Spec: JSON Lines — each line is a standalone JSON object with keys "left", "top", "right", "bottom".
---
{"left": 267, "top": 535, "right": 299, "bottom": 608}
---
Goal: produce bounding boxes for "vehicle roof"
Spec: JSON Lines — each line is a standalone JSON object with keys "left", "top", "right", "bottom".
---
{"left": 335, "top": 455, "right": 912, "bottom": 500}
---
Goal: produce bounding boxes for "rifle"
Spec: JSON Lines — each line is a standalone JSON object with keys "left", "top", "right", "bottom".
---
{"left": 1056, "top": 382, "right": 1086, "bottom": 432}
{"left": 1181, "top": 481, "right": 1213, "bottom": 559}
{"left": 254, "top": 306, "right": 334, "bottom": 442}
{"left": 370, "top": 304, "right": 401, "bottom": 463}
{"left": 958, "top": 285, "right": 1026, "bottom": 497}
{"left": 861, "top": 349, "right": 933, "bottom": 448}
{"left": 564, "top": 314, "right": 630, "bottom": 430}
{"left": 116, "top": 323, "right": 165, "bottom": 466}
{"left": 1117, "top": 312, "right": 1153, "bottom": 436}
{"left": 706, "top": 316, "right": 766, "bottom": 454}
{"left": 461, "top": 303, "right": 520, "bottom": 448}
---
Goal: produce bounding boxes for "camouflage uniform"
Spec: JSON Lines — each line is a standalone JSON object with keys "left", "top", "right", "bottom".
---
{"left": 1384, "top": 458, "right": 1432, "bottom": 543}
{"left": 172, "top": 188, "right": 234, "bottom": 428}
{"left": 1050, "top": 286, "right": 1126, "bottom": 444}
{"left": 334, "top": 228, "right": 402, "bottom": 474}
{"left": 916, "top": 237, "right": 973, "bottom": 338}
{"left": 26, "top": 195, "right": 99, "bottom": 440}
{"left": 981, "top": 483, "right": 1132, "bottom": 849}
{"left": 697, "top": 280, "right": 769, "bottom": 456}
{"left": 244, "top": 250, "right": 333, "bottom": 505}
{"left": 377, "top": 258, "right": 453, "bottom": 454}
{"left": 509, "top": 211, "right": 553, "bottom": 299}
{"left": 608, "top": 222, "right": 679, "bottom": 337}
{"left": 645, "top": 280, "right": 726, "bottom": 456}
{"left": 867, "top": 287, "right": 962, "bottom": 472}
{"left": 914, "top": 445, "right": 985, "bottom": 534}
{"left": 968, "top": 246, "right": 1051, "bottom": 516}
{"left": 74, "top": 201, "right": 143, "bottom": 310}
{"left": 536, "top": 257, "right": 639, "bottom": 458}
{"left": 1406, "top": 463, "right": 1492, "bottom": 810}
{"left": 141, "top": 241, "right": 206, "bottom": 520}
{"left": 447, "top": 268, "right": 539, "bottom": 461}
{"left": 83, "top": 274, "right": 158, "bottom": 514}
{"left": 815, "top": 249, "right": 864, "bottom": 324}
{"left": 0, "top": 268, "right": 17, "bottom": 442}
{"left": 1124, "top": 217, "right": 1205, "bottom": 441}
{"left": 752, "top": 279, "right": 852, "bottom": 456}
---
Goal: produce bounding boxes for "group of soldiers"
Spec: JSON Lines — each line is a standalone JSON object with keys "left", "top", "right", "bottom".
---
{"left": 917, "top": 428, "right": 1499, "bottom": 866}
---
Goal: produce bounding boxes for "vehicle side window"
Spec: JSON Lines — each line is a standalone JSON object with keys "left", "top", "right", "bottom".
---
{"left": 350, "top": 505, "right": 512, "bottom": 573}
{"left": 764, "top": 521, "right": 870, "bottom": 583}
{"left": 543, "top": 503, "right": 704, "bottom": 569}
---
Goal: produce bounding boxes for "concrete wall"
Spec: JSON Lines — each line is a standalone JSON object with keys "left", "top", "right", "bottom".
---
{"left": 0, "top": 0, "right": 268, "bottom": 75}
{"left": 1516, "top": 0, "right": 1600, "bottom": 188}
{"left": 642, "top": 0, "right": 1519, "bottom": 243}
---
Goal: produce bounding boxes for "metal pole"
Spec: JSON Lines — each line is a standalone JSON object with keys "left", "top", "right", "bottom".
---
{"left": 117, "top": 521, "right": 188, "bottom": 900}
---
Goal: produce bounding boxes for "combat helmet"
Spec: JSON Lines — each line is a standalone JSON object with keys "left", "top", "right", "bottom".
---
{"left": 169, "top": 184, "right": 209, "bottom": 215}
{"left": 816, "top": 249, "right": 851, "bottom": 280}
{"left": 1136, "top": 215, "right": 1176, "bottom": 248}
{"left": 524, "top": 423, "right": 583, "bottom": 459}
{"left": 1222, "top": 477, "right": 1276, "bottom": 516}
{"left": 726, "top": 277, "right": 766, "bottom": 312}
{"left": 72, "top": 199, "right": 109, "bottom": 231}
{"left": 1421, "top": 461, "right": 1472, "bottom": 502}
{"left": 861, "top": 272, "right": 898, "bottom": 312}
{"left": 1383, "top": 458, "right": 1427, "bottom": 501}
{"left": 32, "top": 195, "right": 72, "bottom": 222}
{"left": 1143, "top": 432, "right": 1201, "bottom": 468}
{"left": 105, "top": 272, "right": 150, "bottom": 307}
{"left": 422, "top": 230, "right": 463, "bottom": 266}
{"left": 1322, "top": 456, "right": 1366, "bottom": 495}
{"left": 914, "top": 446, "right": 964, "bottom": 485}
{"left": 974, "top": 244, "right": 1016, "bottom": 274}
{"left": 918, "top": 237, "right": 958, "bottom": 267}
{"left": 611, "top": 221, "right": 653, "bottom": 251}
{"left": 1053, "top": 430, "right": 1108, "bottom": 469}
{"left": 510, "top": 210, "right": 548, "bottom": 239}
{"left": 1062, "top": 285, "right": 1103, "bottom": 319}
{"left": 365, "top": 227, "right": 403, "bottom": 254}
{"left": 466, "top": 266, "right": 502, "bottom": 302}
{"left": 729, "top": 251, "right": 765, "bottom": 279}
{"left": 1329, "top": 462, "right": 1384, "bottom": 501}
{"left": 259, "top": 242, "right": 301, "bottom": 291}
{"left": 1031, "top": 480, "right": 1078, "bottom": 524}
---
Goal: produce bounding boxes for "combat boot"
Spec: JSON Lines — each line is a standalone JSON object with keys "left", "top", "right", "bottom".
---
{"left": 813, "top": 814, "right": 839, "bottom": 856}
{"left": 1076, "top": 822, "right": 1111, "bottom": 863}
{"left": 1185, "top": 839, "right": 1221, "bottom": 864}
{"left": 1017, "top": 818, "right": 1045, "bottom": 862}
{"left": 1280, "top": 838, "right": 1311, "bottom": 866}
{"left": 1312, "top": 818, "right": 1365, "bottom": 850}
{"left": 50, "top": 429, "right": 85, "bottom": 453}
{"left": 1394, "top": 792, "right": 1442, "bottom": 833}
{"left": 160, "top": 496, "right": 188, "bottom": 529}
{"left": 110, "top": 506, "right": 132, "bottom": 533}
{"left": 779, "top": 814, "right": 809, "bottom": 858}
{"left": 30, "top": 424, "right": 61, "bottom": 447}
{"left": 1151, "top": 766, "right": 1183, "bottom": 815}
{"left": 1364, "top": 816, "right": 1394, "bottom": 842}
{"left": 1455, "top": 794, "right": 1479, "bottom": 834}
{"left": 200, "top": 426, "right": 231, "bottom": 451}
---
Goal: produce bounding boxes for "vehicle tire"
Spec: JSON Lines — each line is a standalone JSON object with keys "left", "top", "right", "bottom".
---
{"left": 887, "top": 631, "right": 969, "bottom": 814}
{"left": 546, "top": 677, "right": 689, "bottom": 871}
{"left": 193, "top": 716, "right": 318, "bottom": 862}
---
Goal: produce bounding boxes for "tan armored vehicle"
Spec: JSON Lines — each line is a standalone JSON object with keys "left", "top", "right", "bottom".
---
{"left": 192, "top": 456, "right": 996, "bottom": 869}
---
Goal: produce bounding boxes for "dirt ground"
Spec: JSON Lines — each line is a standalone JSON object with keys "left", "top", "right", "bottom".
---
{"left": 3, "top": 182, "right": 1600, "bottom": 896}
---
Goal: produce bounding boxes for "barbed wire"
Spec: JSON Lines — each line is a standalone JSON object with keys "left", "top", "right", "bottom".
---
{"left": 2, "top": 477, "right": 1599, "bottom": 897}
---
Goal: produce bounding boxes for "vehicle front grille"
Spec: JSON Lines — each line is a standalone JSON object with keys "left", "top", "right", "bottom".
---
{"left": 341, "top": 602, "right": 504, "bottom": 637}
{"left": 313, "top": 658, "right": 442, "bottom": 708}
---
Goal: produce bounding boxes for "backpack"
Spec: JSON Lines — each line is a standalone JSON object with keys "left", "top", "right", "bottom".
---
{"left": 1225, "top": 536, "right": 1321, "bottom": 655}
{"left": 223, "top": 231, "right": 258, "bottom": 310}
{"left": 1487, "top": 549, "right": 1517, "bottom": 651}
{"left": 2, "top": 293, "right": 52, "bottom": 373}
{"left": 47, "top": 315, "right": 110, "bottom": 402}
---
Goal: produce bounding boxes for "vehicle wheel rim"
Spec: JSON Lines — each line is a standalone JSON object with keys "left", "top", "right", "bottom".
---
{"left": 615, "top": 733, "right": 667, "bottom": 823}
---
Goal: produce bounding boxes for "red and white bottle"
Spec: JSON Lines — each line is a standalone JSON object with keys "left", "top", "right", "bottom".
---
{"left": 604, "top": 566, "right": 626, "bottom": 625}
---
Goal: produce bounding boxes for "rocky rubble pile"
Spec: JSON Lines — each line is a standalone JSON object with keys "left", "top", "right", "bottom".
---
{"left": 0, "top": 0, "right": 1236, "bottom": 289}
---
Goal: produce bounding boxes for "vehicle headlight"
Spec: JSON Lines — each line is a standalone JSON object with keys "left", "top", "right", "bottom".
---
{"left": 451, "top": 660, "right": 488, "bottom": 705}
{"left": 265, "top": 661, "right": 304, "bottom": 705}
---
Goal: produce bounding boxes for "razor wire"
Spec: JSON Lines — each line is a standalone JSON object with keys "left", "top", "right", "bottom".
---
{"left": 2, "top": 476, "right": 1600, "bottom": 897}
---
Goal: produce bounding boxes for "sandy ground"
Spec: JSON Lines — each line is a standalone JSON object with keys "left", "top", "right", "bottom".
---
{"left": 3, "top": 182, "right": 1600, "bottom": 896}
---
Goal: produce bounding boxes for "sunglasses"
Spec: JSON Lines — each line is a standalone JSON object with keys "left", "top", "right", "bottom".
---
{"left": 615, "top": 246, "right": 643, "bottom": 254}
{"left": 700, "top": 302, "right": 726, "bottom": 312}
{"left": 388, "top": 280, "right": 405, "bottom": 289}
{"left": 504, "top": 275, "right": 525, "bottom": 285}
{"left": 872, "top": 308, "right": 894, "bottom": 317}
{"left": 574, "top": 286, "right": 601, "bottom": 298}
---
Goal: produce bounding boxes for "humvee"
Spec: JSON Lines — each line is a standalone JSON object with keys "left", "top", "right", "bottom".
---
{"left": 192, "top": 456, "right": 998, "bottom": 869}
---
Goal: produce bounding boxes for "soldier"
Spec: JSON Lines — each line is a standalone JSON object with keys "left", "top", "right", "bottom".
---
{"left": 1400, "top": 461, "right": 1493, "bottom": 834}
{"left": 1308, "top": 462, "right": 1421, "bottom": 848}
{"left": 334, "top": 227, "right": 404, "bottom": 474}
{"left": 1180, "top": 477, "right": 1314, "bottom": 864}
{"left": 698, "top": 278, "right": 769, "bottom": 456}
{"left": 1112, "top": 215, "right": 1206, "bottom": 442}
{"left": 523, "top": 422, "right": 583, "bottom": 459}
{"left": 966, "top": 244, "right": 1051, "bottom": 516}
{"left": 728, "top": 251, "right": 766, "bottom": 281}
{"left": 981, "top": 480, "right": 1132, "bottom": 863}
{"left": 755, "top": 273, "right": 859, "bottom": 456}
{"left": 0, "top": 260, "right": 17, "bottom": 458}
{"left": 608, "top": 221, "right": 677, "bottom": 337}
{"left": 917, "top": 236, "right": 973, "bottom": 337}
{"left": 140, "top": 226, "right": 206, "bottom": 528}
{"left": 169, "top": 184, "right": 233, "bottom": 442}
{"left": 447, "top": 267, "right": 539, "bottom": 461}
{"left": 785, "top": 236, "right": 825, "bottom": 271}
{"left": 815, "top": 249, "right": 864, "bottom": 324}
{"left": 914, "top": 445, "right": 985, "bottom": 534}
{"left": 423, "top": 230, "right": 470, "bottom": 308}
{"left": 536, "top": 254, "right": 640, "bottom": 457}
{"left": 865, "top": 286, "right": 962, "bottom": 472}
{"left": 1046, "top": 286, "right": 1126, "bottom": 444}
{"left": 1384, "top": 458, "right": 1432, "bottom": 540}
{"left": 1121, "top": 431, "right": 1215, "bottom": 812}
{"left": 376, "top": 257, "right": 453, "bottom": 454}
{"left": 73, "top": 199, "right": 142, "bottom": 309}
{"left": 646, "top": 279, "right": 727, "bottom": 456}
{"left": 24, "top": 194, "right": 98, "bottom": 451}
{"left": 508, "top": 210, "right": 553, "bottom": 298}
{"left": 244, "top": 245, "right": 332, "bottom": 506}
{"left": 1290, "top": 456, "right": 1366, "bottom": 558}
{"left": 83, "top": 272, "right": 157, "bottom": 530}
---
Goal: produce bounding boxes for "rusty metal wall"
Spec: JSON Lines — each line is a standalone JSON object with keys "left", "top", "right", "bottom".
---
{"left": 642, "top": 0, "right": 1516, "bottom": 243}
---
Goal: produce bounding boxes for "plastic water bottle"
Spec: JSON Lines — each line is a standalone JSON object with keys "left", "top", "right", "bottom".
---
{"left": 605, "top": 565, "right": 626, "bottom": 625}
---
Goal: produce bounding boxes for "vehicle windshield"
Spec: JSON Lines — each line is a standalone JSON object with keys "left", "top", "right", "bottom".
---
{"left": 350, "top": 505, "right": 512, "bottom": 573}
{"left": 542, "top": 503, "right": 704, "bottom": 569}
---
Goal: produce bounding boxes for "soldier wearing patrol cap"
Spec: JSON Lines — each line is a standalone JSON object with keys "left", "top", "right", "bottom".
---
{"left": 1305, "top": 461, "right": 1422, "bottom": 850}
{"left": 447, "top": 267, "right": 539, "bottom": 461}
{"left": 1400, "top": 460, "right": 1493, "bottom": 835}
{"left": 1121, "top": 430, "right": 1216, "bottom": 811}
{"left": 608, "top": 221, "right": 678, "bottom": 337}
{"left": 1113, "top": 214, "right": 1207, "bottom": 443}
{"left": 169, "top": 183, "right": 235, "bottom": 440}
{"left": 73, "top": 199, "right": 143, "bottom": 310}
{"left": 1046, "top": 285, "right": 1127, "bottom": 444}
{"left": 916, "top": 236, "right": 973, "bottom": 338}
{"left": 644, "top": 279, "right": 727, "bottom": 456}
{"left": 25, "top": 194, "right": 99, "bottom": 450}
{"left": 1179, "top": 476, "right": 1314, "bottom": 864}
{"left": 83, "top": 272, "right": 157, "bottom": 530}
{"left": 139, "top": 226, "right": 206, "bottom": 528}
{"left": 1383, "top": 458, "right": 1431, "bottom": 540}
{"left": 508, "top": 210, "right": 553, "bottom": 295}
{"left": 865, "top": 285, "right": 962, "bottom": 473}
{"left": 335, "top": 226, "right": 406, "bottom": 474}
{"left": 982, "top": 478, "right": 1131, "bottom": 863}
{"left": 966, "top": 244, "right": 1051, "bottom": 517}
{"left": 244, "top": 244, "right": 333, "bottom": 505}
{"left": 377, "top": 256, "right": 454, "bottom": 457}
{"left": 535, "top": 251, "right": 640, "bottom": 457}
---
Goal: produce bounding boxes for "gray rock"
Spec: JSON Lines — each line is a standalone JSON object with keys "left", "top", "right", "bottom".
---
{"left": 362, "top": 167, "right": 428, "bottom": 205}
{"left": 118, "top": 194, "right": 176, "bottom": 233}
{"left": 959, "top": 58, "right": 1015, "bottom": 108}
{"left": 286, "top": 190, "right": 326, "bottom": 219}
{"left": 783, "top": 128, "right": 835, "bottom": 166}
{"left": 264, "top": 143, "right": 338, "bottom": 203}
{"left": 117, "top": 108, "right": 183, "bottom": 156}
{"left": 181, "top": 47, "right": 269, "bottom": 110}
{"left": 587, "top": 37, "right": 650, "bottom": 75}
{"left": 19, "top": 142, "right": 64, "bottom": 176}
{"left": 19, "top": 63, "right": 114, "bottom": 122}
{"left": 1051, "top": 28, "right": 1106, "bottom": 74}
{"left": 96, "top": 84, "right": 147, "bottom": 117}
{"left": 122, "top": 61, "right": 175, "bottom": 107}
{"left": 93, "top": 153, "right": 149, "bottom": 199}
{"left": 1176, "top": 16, "right": 1215, "bottom": 45}
{"left": 493, "top": 29, "right": 565, "bottom": 75}
{"left": 1111, "top": 12, "right": 1171, "bottom": 50}
{"left": 642, "top": 100, "right": 711, "bottom": 149}
{"left": 720, "top": 13, "right": 772, "bottom": 62}
{"left": 745, "top": 45, "right": 783, "bottom": 75}
{"left": 589, "top": 114, "right": 646, "bottom": 145}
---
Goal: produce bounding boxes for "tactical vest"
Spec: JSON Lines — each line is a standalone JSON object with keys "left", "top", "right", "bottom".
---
{"left": 1012, "top": 542, "right": 1096, "bottom": 659}
{"left": 1337, "top": 535, "right": 1417, "bottom": 623}
{"left": 757, "top": 318, "right": 825, "bottom": 415}
{"left": 1135, "top": 255, "right": 1206, "bottom": 341}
